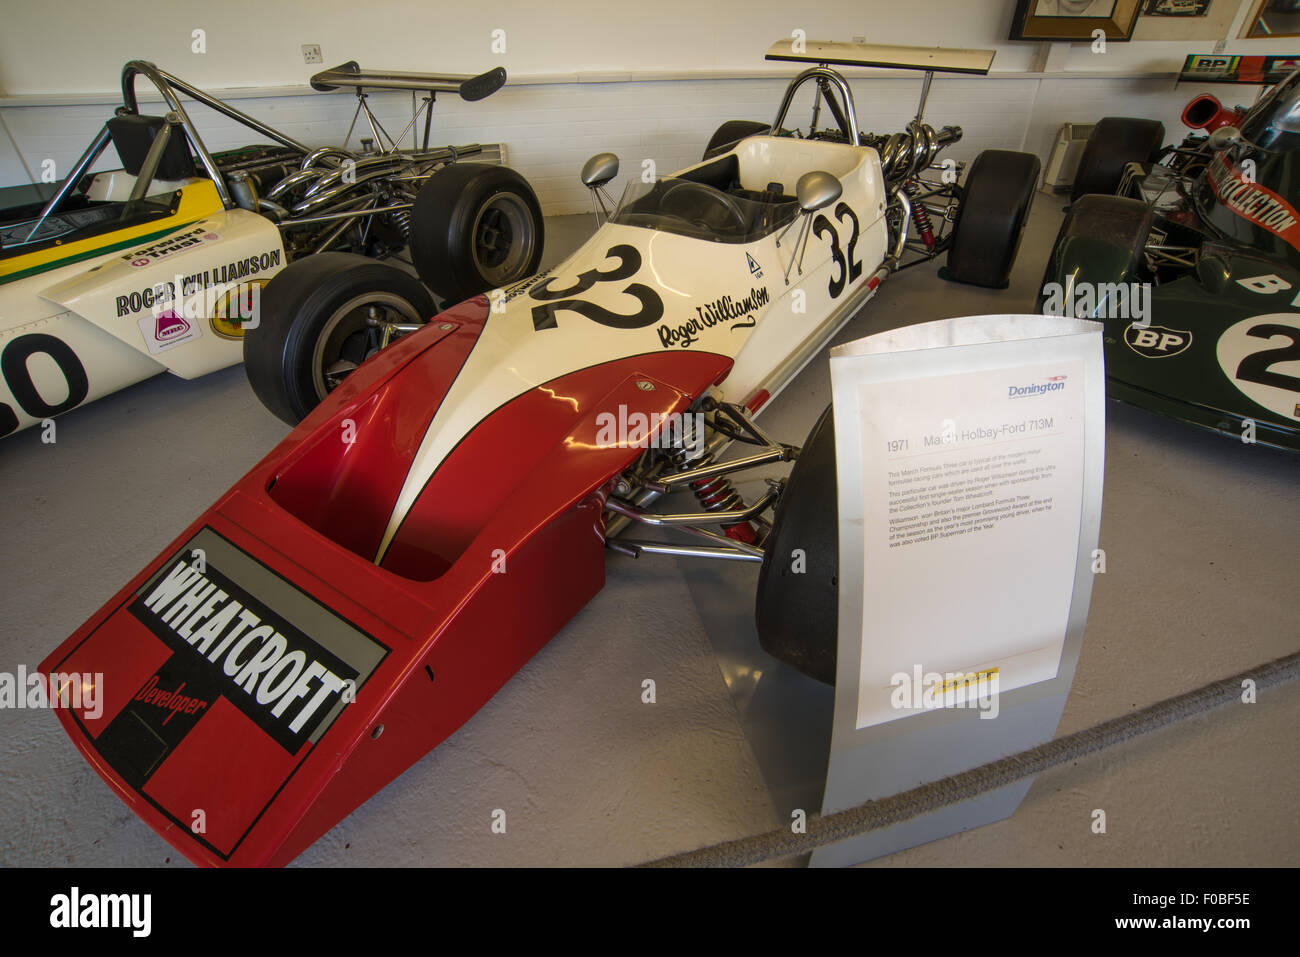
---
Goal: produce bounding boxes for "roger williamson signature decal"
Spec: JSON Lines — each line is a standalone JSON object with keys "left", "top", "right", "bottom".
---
{"left": 658, "top": 287, "right": 770, "bottom": 349}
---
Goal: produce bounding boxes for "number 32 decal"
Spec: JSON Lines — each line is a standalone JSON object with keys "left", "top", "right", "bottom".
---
{"left": 811, "top": 202, "right": 862, "bottom": 299}
{"left": 530, "top": 244, "right": 664, "bottom": 332}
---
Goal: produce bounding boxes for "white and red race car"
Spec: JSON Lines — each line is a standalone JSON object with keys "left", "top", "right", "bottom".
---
{"left": 42, "top": 40, "right": 1040, "bottom": 865}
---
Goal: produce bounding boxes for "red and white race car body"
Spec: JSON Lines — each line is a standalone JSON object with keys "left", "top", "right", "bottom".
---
{"left": 41, "top": 131, "right": 893, "bottom": 865}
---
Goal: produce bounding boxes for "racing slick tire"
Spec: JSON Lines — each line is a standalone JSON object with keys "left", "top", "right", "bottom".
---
{"left": 408, "top": 163, "right": 543, "bottom": 305}
{"left": 754, "top": 404, "right": 839, "bottom": 686}
{"left": 703, "top": 120, "right": 772, "bottom": 160}
{"left": 945, "top": 148, "right": 1041, "bottom": 289}
{"left": 244, "top": 252, "right": 437, "bottom": 425}
{"left": 1070, "top": 117, "right": 1165, "bottom": 201}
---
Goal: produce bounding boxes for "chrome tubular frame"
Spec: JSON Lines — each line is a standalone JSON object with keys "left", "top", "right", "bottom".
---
{"left": 602, "top": 402, "right": 798, "bottom": 563}
{"left": 770, "top": 66, "right": 861, "bottom": 146}
{"left": 20, "top": 124, "right": 113, "bottom": 243}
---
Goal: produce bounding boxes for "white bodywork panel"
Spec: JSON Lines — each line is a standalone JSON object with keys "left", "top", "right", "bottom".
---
{"left": 1, "top": 207, "right": 284, "bottom": 435}
{"left": 376, "top": 135, "right": 889, "bottom": 557}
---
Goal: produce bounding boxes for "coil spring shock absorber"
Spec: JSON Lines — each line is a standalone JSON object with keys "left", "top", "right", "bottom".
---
{"left": 669, "top": 416, "right": 758, "bottom": 545}
{"left": 389, "top": 206, "right": 413, "bottom": 239}
{"left": 904, "top": 177, "right": 935, "bottom": 250}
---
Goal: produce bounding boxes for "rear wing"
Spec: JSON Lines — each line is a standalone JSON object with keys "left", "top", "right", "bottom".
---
{"left": 310, "top": 62, "right": 507, "bottom": 102}
{"left": 765, "top": 39, "right": 994, "bottom": 76}
{"left": 1179, "top": 54, "right": 1300, "bottom": 87}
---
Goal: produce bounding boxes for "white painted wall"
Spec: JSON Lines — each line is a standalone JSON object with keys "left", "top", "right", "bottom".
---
{"left": 1, "top": 0, "right": 1297, "bottom": 214}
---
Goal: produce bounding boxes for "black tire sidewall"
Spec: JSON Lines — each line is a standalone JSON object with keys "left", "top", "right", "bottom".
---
{"left": 946, "top": 149, "right": 1041, "bottom": 289}
{"left": 409, "top": 163, "right": 543, "bottom": 303}
{"left": 755, "top": 405, "right": 840, "bottom": 686}
{"left": 244, "top": 253, "right": 436, "bottom": 424}
{"left": 703, "top": 120, "right": 771, "bottom": 160}
{"left": 1070, "top": 116, "right": 1165, "bottom": 201}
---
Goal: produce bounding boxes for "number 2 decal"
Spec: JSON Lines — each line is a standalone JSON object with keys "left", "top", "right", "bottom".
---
{"left": 530, "top": 244, "right": 664, "bottom": 331}
{"left": 810, "top": 203, "right": 862, "bottom": 300}
{"left": 1216, "top": 314, "right": 1300, "bottom": 421}
{"left": 0, "top": 334, "right": 90, "bottom": 437}
{"left": 1235, "top": 324, "right": 1300, "bottom": 394}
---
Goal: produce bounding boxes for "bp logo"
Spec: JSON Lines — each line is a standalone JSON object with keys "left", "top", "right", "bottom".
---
{"left": 1124, "top": 323, "right": 1192, "bottom": 358}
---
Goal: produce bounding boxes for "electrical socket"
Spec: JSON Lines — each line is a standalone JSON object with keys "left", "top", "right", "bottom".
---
{"left": 302, "top": 44, "right": 323, "bottom": 65}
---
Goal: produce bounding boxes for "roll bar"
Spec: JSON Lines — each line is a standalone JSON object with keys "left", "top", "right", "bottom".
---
{"left": 770, "top": 67, "right": 862, "bottom": 146}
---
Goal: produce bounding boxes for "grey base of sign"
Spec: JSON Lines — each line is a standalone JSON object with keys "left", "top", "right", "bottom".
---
{"left": 681, "top": 556, "right": 1081, "bottom": 867}
{"left": 679, "top": 558, "right": 833, "bottom": 840}
{"left": 810, "top": 669, "right": 1080, "bottom": 867}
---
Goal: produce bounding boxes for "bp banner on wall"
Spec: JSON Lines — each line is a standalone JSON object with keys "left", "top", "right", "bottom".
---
{"left": 812, "top": 314, "right": 1105, "bottom": 867}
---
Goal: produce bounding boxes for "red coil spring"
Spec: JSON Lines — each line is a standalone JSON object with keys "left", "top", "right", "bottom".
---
{"left": 689, "top": 474, "right": 756, "bottom": 544}
{"left": 906, "top": 178, "right": 936, "bottom": 250}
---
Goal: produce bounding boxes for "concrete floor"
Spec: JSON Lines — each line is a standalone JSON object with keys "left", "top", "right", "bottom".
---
{"left": 1, "top": 197, "right": 1297, "bottom": 867}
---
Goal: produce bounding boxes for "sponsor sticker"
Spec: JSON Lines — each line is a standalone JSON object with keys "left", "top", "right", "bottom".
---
{"left": 1206, "top": 154, "right": 1300, "bottom": 252}
{"left": 121, "top": 225, "right": 216, "bottom": 267}
{"left": 138, "top": 310, "right": 200, "bottom": 354}
{"left": 73, "top": 528, "right": 389, "bottom": 857}
{"left": 1124, "top": 323, "right": 1193, "bottom": 358}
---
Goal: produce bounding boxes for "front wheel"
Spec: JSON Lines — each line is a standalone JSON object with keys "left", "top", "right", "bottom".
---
{"left": 408, "top": 163, "right": 544, "bottom": 304}
{"left": 243, "top": 252, "right": 437, "bottom": 425}
{"left": 945, "top": 149, "right": 1041, "bottom": 289}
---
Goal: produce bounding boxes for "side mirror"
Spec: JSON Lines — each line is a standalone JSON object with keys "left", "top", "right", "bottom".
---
{"left": 581, "top": 152, "right": 619, "bottom": 189}
{"left": 1207, "top": 126, "right": 1242, "bottom": 151}
{"left": 778, "top": 171, "right": 844, "bottom": 286}
{"left": 581, "top": 152, "right": 620, "bottom": 227}
{"left": 796, "top": 170, "right": 842, "bottom": 212}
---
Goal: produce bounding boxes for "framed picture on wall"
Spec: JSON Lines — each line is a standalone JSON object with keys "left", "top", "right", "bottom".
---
{"left": 1240, "top": 0, "right": 1300, "bottom": 38}
{"left": 1132, "top": 0, "right": 1246, "bottom": 40}
{"left": 1009, "top": 0, "right": 1144, "bottom": 41}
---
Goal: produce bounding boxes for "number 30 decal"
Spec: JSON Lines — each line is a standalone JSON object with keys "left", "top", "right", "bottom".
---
{"left": 1217, "top": 314, "right": 1300, "bottom": 421}
{"left": 0, "top": 334, "right": 90, "bottom": 437}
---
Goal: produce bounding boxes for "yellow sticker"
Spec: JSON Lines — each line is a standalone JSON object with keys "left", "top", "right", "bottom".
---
{"left": 936, "top": 667, "right": 999, "bottom": 695}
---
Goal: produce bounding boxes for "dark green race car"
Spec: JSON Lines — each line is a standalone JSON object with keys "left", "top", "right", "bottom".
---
{"left": 1038, "top": 65, "right": 1300, "bottom": 451}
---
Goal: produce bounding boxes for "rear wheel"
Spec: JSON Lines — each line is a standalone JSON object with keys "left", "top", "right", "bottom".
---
{"left": 1070, "top": 117, "right": 1165, "bottom": 201}
{"left": 408, "top": 163, "right": 543, "bottom": 304}
{"left": 945, "top": 149, "right": 1041, "bottom": 289}
{"left": 243, "top": 252, "right": 437, "bottom": 425}
{"left": 755, "top": 405, "right": 840, "bottom": 686}
{"left": 703, "top": 120, "right": 771, "bottom": 160}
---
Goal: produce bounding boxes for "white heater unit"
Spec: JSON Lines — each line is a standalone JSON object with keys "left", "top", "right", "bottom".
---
{"left": 1043, "top": 122, "right": 1095, "bottom": 192}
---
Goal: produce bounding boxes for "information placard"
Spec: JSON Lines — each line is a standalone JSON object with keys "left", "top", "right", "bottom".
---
{"left": 854, "top": 358, "right": 1085, "bottom": 727}
{"left": 813, "top": 313, "right": 1105, "bottom": 866}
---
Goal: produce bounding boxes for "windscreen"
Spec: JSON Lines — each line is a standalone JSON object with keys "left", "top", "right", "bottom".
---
{"left": 611, "top": 177, "right": 799, "bottom": 244}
